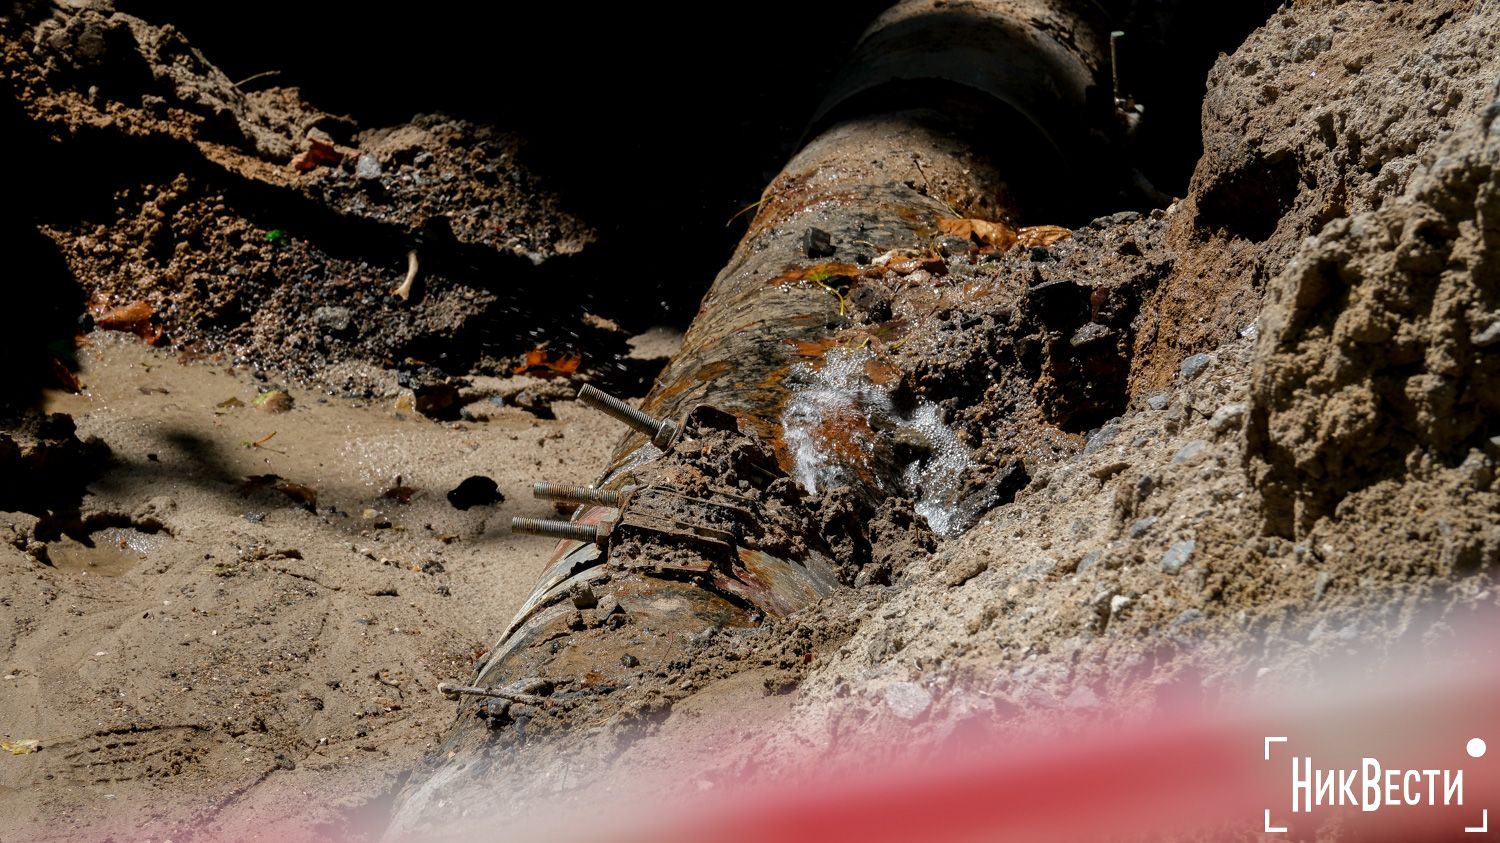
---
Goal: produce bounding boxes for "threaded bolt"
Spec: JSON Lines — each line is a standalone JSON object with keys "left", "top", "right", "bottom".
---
{"left": 532, "top": 483, "right": 626, "bottom": 507}
{"left": 511, "top": 517, "right": 599, "bottom": 544}
{"left": 577, "top": 384, "right": 678, "bottom": 449}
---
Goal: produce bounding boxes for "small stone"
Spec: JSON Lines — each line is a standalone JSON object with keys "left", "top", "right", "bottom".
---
{"left": 313, "top": 306, "right": 354, "bottom": 335}
{"left": 1090, "top": 461, "right": 1130, "bottom": 480}
{"left": 569, "top": 583, "right": 598, "bottom": 610}
{"left": 884, "top": 682, "right": 932, "bottom": 720}
{"left": 621, "top": 654, "right": 639, "bottom": 668}
{"left": 803, "top": 227, "right": 835, "bottom": 258}
{"left": 413, "top": 151, "right": 435, "bottom": 168}
{"left": 935, "top": 235, "right": 971, "bottom": 257}
{"left": 1076, "top": 551, "right": 1100, "bottom": 574}
{"left": 1208, "top": 403, "right": 1246, "bottom": 435}
{"left": 595, "top": 595, "right": 622, "bottom": 617}
{"left": 1161, "top": 539, "right": 1196, "bottom": 573}
{"left": 1471, "top": 316, "right": 1500, "bottom": 348}
{"left": 253, "top": 390, "right": 293, "bottom": 414}
{"left": 1083, "top": 419, "right": 1121, "bottom": 455}
{"left": 1313, "top": 571, "right": 1331, "bottom": 600}
{"left": 1146, "top": 393, "right": 1171, "bottom": 411}
{"left": 1063, "top": 685, "right": 1100, "bottom": 709}
{"left": 1170, "top": 608, "right": 1203, "bottom": 628}
{"left": 1069, "top": 322, "right": 1116, "bottom": 349}
{"left": 1108, "top": 594, "right": 1131, "bottom": 615}
{"left": 1179, "top": 353, "right": 1211, "bottom": 381}
{"left": 943, "top": 556, "right": 989, "bottom": 587}
{"left": 355, "top": 154, "right": 383, "bottom": 180}
{"left": 1172, "top": 440, "right": 1208, "bottom": 465}
{"left": 1134, "top": 474, "right": 1156, "bottom": 501}
{"left": 1128, "top": 517, "right": 1157, "bottom": 539}
{"left": 446, "top": 476, "right": 502, "bottom": 510}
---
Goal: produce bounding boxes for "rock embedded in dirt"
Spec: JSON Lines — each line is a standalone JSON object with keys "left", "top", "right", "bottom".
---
{"left": 1160, "top": 539, "right": 1195, "bottom": 573}
{"left": 883, "top": 681, "right": 933, "bottom": 720}
{"left": 1178, "top": 353, "right": 1210, "bottom": 381}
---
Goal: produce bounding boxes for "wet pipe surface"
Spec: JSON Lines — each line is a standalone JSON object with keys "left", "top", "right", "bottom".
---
{"left": 393, "top": 2, "right": 1110, "bottom": 829}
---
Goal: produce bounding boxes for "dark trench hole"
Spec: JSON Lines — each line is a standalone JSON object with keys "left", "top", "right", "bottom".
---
{"left": 110, "top": 1, "right": 1277, "bottom": 329}
{"left": 8, "top": 2, "right": 1284, "bottom": 415}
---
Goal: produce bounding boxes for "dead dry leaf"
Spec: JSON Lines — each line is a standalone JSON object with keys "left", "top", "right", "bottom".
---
{"left": 514, "top": 348, "right": 582, "bottom": 376}
{"left": 1016, "top": 225, "right": 1072, "bottom": 248}
{"left": 937, "top": 217, "right": 1018, "bottom": 250}
{"left": 94, "top": 300, "right": 165, "bottom": 345}
{"left": 2, "top": 739, "right": 40, "bottom": 755}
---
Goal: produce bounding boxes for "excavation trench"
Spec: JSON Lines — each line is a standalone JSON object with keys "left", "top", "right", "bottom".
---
{"left": 389, "top": 0, "right": 1118, "bottom": 832}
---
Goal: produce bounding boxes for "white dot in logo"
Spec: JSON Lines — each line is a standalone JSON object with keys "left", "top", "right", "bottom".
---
{"left": 1468, "top": 738, "right": 1487, "bottom": 758}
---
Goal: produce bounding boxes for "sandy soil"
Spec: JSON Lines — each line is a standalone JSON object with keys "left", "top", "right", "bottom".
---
{"left": 0, "top": 331, "right": 647, "bottom": 840}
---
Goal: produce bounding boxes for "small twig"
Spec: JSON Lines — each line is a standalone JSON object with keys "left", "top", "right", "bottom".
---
{"left": 438, "top": 682, "right": 546, "bottom": 707}
{"left": 391, "top": 250, "right": 420, "bottom": 302}
{"left": 232, "top": 69, "right": 282, "bottom": 90}
{"left": 249, "top": 431, "right": 277, "bottom": 448}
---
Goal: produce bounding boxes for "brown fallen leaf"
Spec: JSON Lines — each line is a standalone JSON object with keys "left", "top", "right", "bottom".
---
{"left": 768, "top": 262, "right": 864, "bottom": 287}
{"left": 938, "top": 217, "right": 1018, "bottom": 251}
{"left": 94, "top": 300, "right": 165, "bottom": 345}
{"left": 238, "top": 474, "right": 317, "bottom": 511}
{"left": 274, "top": 481, "right": 318, "bottom": 511}
{"left": 291, "top": 138, "right": 342, "bottom": 172}
{"left": 514, "top": 348, "right": 582, "bottom": 376}
{"left": 1016, "top": 225, "right": 1072, "bottom": 248}
{"left": 382, "top": 476, "right": 418, "bottom": 504}
{"left": 887, "top": 252, "right": 948, "bottom": 277}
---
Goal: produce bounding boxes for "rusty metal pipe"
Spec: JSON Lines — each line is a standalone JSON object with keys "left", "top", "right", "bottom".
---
{"left": 389, "top": 2, "right": 1110, "bottom": 833}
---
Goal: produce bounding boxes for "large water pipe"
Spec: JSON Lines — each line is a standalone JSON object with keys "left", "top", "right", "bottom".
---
{"left": 388, "top": 0, "right": 1114, "bottom": 833}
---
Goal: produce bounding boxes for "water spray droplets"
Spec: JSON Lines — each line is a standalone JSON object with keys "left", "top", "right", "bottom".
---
{"left": 781, "top": 349, "right": 973, "bottom": 537}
